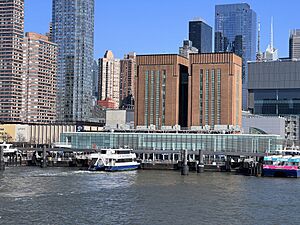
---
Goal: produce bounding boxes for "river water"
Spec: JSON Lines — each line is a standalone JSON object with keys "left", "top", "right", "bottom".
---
{"left": 0, "top": 167, "right": 299, "bottom": 225}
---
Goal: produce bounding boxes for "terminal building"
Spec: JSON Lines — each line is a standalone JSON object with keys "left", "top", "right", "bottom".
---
{"left": 60, "top": 130, "right": 283, "bottom": 156}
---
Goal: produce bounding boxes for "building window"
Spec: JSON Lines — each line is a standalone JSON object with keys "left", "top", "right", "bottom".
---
{"left": 144, "top": 71, "right": 149, "bottom": 126}
{"left": 236, "top": 72, "right": 240, "bottom": 125}
{"left": 156, "top": 71, "right": 160, "bottom": 128}
{"left": 205, "top": 69, "right": 209, "bottom": 125}
{"left": 150, "top": 71, "right": 155, "bottom": 125}
{"left": 217, "top": 69, "right": 221, "bottom": 124}
{"left": 162, "top": 70, "right": 166, "bottom": 126}
{"left": 199, "top": 69, "right": 203, "bottom": 124}
{"left": 211, "top": 69, "right": 215, "bottom": 126}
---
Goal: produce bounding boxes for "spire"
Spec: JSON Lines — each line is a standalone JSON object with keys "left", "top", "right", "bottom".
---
{"left": 263, "top": 16, "right": 278, "bottom": 61}
{"left": 270, "top": 16, "right": 273, "bottom": 50}
{"left": 257, "top": 17, "right": 261, "bottom": 53}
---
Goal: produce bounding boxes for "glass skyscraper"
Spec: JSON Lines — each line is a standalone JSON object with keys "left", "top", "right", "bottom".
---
{"left": 215, "top": 3, "right": 256, "bottom": 109}
{"left": 189, "top": 19, "right": 212, "bottom": 53}
{"left": 52, "top": 0, "right": 94, "bottom": 122}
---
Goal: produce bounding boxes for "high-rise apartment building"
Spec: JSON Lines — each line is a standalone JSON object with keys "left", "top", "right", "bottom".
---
{"left": 52, "top": 0, "right": 94, "bottom": 122}
{"left": 0, "top": 0, "right": 24, "bottom": 122}
{"left": 92, "top": 60, "right": 99, "bottom": 99}
{"left": 120, "top": 52, "right": 136, "bottom": 109}
{"left": 22, "top": 32, "right": 57, "bottom": 123}
{"left": 135, "top": 54, "right": 189, "bottom": 128}
{"left": 45, "top": 22, "right": 53, "bottom": 41}
{"left": 98, "top": 50, "right": 120, "bottom": 109}
{"left": 189, "top": 19, "right": 212, "bottom": 53}
{"left": 289, "top": 29, "right": 300, "bottom": 60}
{"left": 188, "top": 53, "right": 242, "bottom": 127}
{"left": 215, "top": 3, "right": 256, "bottom": 110}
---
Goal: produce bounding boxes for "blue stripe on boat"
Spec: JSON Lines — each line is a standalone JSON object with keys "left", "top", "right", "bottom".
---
{"left": 105, "top": 165, "right": 139, "bottom": 171}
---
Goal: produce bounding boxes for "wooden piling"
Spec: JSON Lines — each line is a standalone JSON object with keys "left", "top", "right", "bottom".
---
{"left": 41, "top": 146, "right": 47, "bottom": 168}
{"left": 225, "top": 156, "right": 231, "bottom": 172}
{"left": 0, "top": 145, "right": 5, "bottom": 171}
{"left": 181, "top": 149, "right": 189, "bottom": 175}
{"left": 197, "top": 150, "right": 204, "bottom": 173}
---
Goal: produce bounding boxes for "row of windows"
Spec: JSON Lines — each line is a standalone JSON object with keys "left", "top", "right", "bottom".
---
{"left": 200, "top": 69, "right": 222, "bottom": 125}
{"left": 144, "top": 72, "right": 148, "bottom": 126}
{"left": 62, "top": 133, "right": 281, "bottom": 153}
{"left": 155, "top": 72, "right": 160, "bottom": 126}
{"left": 149, "top": 71, "right": 154, "bottom": 125}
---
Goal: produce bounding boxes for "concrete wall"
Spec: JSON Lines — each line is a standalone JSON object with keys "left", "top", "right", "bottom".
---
{"left": 248, "top": 60, "right": 300, "bottom": 89}
{"left": 0, "top": 123, "right": 104, "bottom": 145}
{"left": 106, "top": 110, "right": 127, "bottom": 128}
{"left": 242, "top": 115, "right": 285, "bottom": 138}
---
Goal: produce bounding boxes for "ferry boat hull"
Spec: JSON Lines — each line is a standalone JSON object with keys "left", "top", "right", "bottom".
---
{"left": 263, "top": 166, "right": 300, "bottom": 178}
{"left": 89, "top": 164, "right": 139, "bottom": 172}
{"left": 105, "top": 164, "right": 139, "bottom": 171}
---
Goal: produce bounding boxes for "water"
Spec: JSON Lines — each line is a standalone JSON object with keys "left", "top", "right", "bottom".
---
{"left": 0, "top": 167, "right": 299, "bottom": 225}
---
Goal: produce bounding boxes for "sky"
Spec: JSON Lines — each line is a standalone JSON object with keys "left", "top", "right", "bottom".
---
{"left": 24, "top": 0, "right": 300, "bottom": 59}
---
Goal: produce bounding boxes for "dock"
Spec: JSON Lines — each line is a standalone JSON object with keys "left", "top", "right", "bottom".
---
{"left": 0, "top": 146, "right": 264, "bottom": 176}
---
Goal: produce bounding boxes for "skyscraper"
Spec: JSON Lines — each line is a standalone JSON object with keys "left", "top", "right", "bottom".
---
{"left": 0, "top": 0, "right": 24, "bottom": 122}
{"left": 92, "top": 60, "right": 99, "bottom": 99}
{"left": 52, "top": 0, "right": 94, "bottom": 122}
{"left": 289, "top": 29, "right": 300, "bottom": 60}
{"left": 215, "top": 3, "right": 256, "bottom": 109}
{"left": 22, "top": 32, "right": 57, "bottom": 124}
{"left": 189, "top": 19, "right": 212, "bottom": 53}
{"left": 98, "top": 50, "right": 120, "bottom": 109}
{"left": 120, "top": 52, "right": 136, "bottom": 109}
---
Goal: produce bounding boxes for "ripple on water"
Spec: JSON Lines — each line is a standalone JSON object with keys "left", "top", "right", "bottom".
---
{"left": 1, "top": 168, "right": 300, "bottom": 225}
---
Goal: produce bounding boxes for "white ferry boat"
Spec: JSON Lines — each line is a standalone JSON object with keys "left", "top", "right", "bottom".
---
{"left": 88, "top": 148, "right": 140, "bottom": 171}
{"left": 0, "top": 142, "right": 19, "bottom": 154}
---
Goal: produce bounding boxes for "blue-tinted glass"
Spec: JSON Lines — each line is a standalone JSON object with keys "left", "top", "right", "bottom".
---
{"left": 52, "top": 0, "right": 94, "bottom": 122}
{"left": 253, "top": 89, "right": 300, "bottom": 115}
{"left": 215, "top": 3, "right": 257, "bottom": 109}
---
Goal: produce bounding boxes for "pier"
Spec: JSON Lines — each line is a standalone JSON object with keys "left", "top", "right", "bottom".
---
{"left": 1, "top": 146, "right": 265, "bottom": 176}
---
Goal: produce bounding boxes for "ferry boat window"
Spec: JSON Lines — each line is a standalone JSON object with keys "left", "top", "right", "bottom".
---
{"left": 117, "top": 151, "right": 131, "bottom": 154}
{"left": 116, "top": 158, "right": 133, "bottom": 163}
{"left": 101, "top": 150, "right": 107, "bottom": 154}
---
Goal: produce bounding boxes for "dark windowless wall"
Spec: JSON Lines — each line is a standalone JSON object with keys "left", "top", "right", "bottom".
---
{"left": 248, "top": 60, "right": 300, "bottom": 115}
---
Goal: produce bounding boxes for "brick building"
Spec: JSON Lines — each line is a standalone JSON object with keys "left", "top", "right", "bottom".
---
{"left": 135, "top": 53, "right": 242, "bottom": 129}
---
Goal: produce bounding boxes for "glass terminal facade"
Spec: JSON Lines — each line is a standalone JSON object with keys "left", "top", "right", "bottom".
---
{"left": 61, "top": 131, "right": 282, "bottom": 154}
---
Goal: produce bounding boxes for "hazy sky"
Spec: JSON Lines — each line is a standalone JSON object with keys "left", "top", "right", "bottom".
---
{"left": 25, "top": 0, "right": 300, "bottom": 59}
